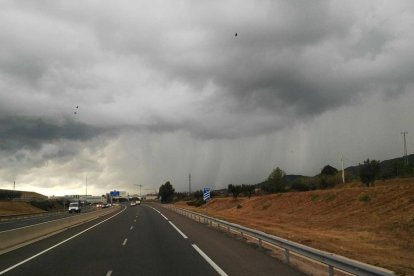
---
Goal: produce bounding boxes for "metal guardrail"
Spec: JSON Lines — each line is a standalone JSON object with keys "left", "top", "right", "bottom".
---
{"left": 167, "top": 205, "right": 394, "bottom": 276}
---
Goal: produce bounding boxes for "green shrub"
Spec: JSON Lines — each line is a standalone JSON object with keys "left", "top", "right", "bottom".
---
{"left": 311, "top": 194, "right": 320, "bottom": 202}
{"left": 186, "top": 198, "right": 205, "bottom": 207}
{"left": 359, "top": 194, "right": 371, "bottom": 202}
{"left": 30, "top": 200, "right": 54, "bottom": 211}
{"left": 324, "top": 194, "right": 336, "bottom": 202}
{"left": 0, "top": 190, "right": 22, "bottom": 200}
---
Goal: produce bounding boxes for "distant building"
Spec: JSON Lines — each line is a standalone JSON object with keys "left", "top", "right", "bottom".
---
{"left": 145, "top": 193, "right": 158, "bottom": 201}
{"left": 65, "top": 195, "right": 106, "bottom": 204}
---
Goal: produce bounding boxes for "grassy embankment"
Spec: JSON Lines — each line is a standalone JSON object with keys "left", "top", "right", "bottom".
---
{"left": 176, "top": 178, "right": 414, "bottom": 275}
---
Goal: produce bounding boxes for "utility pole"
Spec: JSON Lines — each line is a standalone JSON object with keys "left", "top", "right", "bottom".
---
{"left": 341, "top": 154, "right": 345, "bottom": 184}
{"left": 13, "top": 181, "right": 15, "bottom": 191}
{"left": 189, "top": 174, "right": 191, "bottom": 195}
{"left": 135, "top": 184, "right": 142, "bottom": 197}
{"left": 85, "top": 176, "right": 88, "bottom": 198}
{"left": 401, "top": 132, "right": 408, "bottom": 165}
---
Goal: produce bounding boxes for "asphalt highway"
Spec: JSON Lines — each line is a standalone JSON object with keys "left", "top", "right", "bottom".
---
{"left": 0, "top": 207, "right": 96, "bottom": 232}
{"left": 0, "top": 203, "right": 305, "bottom": 276}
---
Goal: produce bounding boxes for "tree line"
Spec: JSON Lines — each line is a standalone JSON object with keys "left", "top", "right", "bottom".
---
{"left": 157, "top": 157, "right": 413, "bottom": 203}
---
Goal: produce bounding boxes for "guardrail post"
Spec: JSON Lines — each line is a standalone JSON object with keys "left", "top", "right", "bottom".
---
{"left": 258, "top": 238, "right": 262, "bottom": 248}
{"left": 241, "top": 231, "right": 244, "bottom": 239}
{"left": 228, "top": 226, "right": 230, "bottom": 233}
{"left": 328, "top": 265, "right": 334, "bottom": 276}
{"left": 285, "top": 249, "right": 290, "bottom": 264}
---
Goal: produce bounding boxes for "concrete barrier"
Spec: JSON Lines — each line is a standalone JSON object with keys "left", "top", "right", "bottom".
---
{"left": 0, "top": 206, "right": 120, "bottom": 253}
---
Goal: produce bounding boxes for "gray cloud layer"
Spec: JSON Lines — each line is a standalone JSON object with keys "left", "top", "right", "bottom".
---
{"left": 1, "top": 0, "right": 413, "bottom": 195}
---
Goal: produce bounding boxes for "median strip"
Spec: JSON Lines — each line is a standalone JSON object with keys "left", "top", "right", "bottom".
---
{"left": 0, "top": 206, "right": 122, "bottom": 254}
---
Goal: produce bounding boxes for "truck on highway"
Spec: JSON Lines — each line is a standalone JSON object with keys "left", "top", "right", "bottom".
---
{"left": 68, "top": 201, "right": 81, "bottom": 213}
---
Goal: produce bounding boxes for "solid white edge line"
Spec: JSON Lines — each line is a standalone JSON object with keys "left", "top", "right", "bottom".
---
{"left": 122, "top": 238, "right": 128, "bottom": 246}
{"left": 0, "top": 206, "right": 127, "bottom": 275}
{"left": 145, "top": 205, "right": 168, "bottom": 221}
{"left": 168, "top": 221, "right": 188, "bottom": 239}
{"left": 192, "top": 244, "right": 228, "bottom": 276}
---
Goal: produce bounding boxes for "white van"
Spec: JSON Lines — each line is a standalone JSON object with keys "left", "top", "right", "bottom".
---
{"left": 68, "top": 202, "right": 81, "bottom": 213}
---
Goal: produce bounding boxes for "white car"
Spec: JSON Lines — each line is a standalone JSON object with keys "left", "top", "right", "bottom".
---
{"left": 130, "top": 201, "right": 137, "bottom": 206}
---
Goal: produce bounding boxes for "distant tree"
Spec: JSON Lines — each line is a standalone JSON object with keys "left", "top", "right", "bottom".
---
{"left": 192, "top": 190, "right": 203, "bottom": 200}
{"left": 228, "top": 184, "right": 242, "bottom": 198}
{"left": 263, "top": 167, "right": 286, "bottom": 193}
{"left": 290, "top": 179, "right": 310, "bottom": 192}
{"left": 158, "top": 181, "right": 175, "bottom": 203}
{"left": 268, "top": 167, "right": 285, "bottom": 180}
{"left": 241, "top": 184, "right": 255, "bottom": 198}
{"left": 359, "top": 159, "right": 381, "bottom": 187}
{"left": 321, "top": 165, "right": 338, "bottom": 176}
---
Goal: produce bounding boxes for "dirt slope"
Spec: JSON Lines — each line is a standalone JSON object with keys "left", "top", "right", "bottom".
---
{"left": 0, "top": 201, "right": 45, "bottom": 216}
{"left": 176, "top": 178, "right": 414, "bottom": 275}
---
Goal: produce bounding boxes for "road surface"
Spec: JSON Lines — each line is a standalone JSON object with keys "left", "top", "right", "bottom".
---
{"left": 0, "top": 203, "right": 304, "bottom": 276}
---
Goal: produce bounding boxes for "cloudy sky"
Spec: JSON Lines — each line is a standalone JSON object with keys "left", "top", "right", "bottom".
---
{"left": 1, "top": 0, "right": 413, "bottom": 196}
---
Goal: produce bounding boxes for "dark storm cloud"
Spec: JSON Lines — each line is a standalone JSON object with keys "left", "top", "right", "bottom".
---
{"left": 0, "top": 0, "right": 414, "bottom": 195}
{"left": 0, "top": 117, "right": 103, "bottom": 151}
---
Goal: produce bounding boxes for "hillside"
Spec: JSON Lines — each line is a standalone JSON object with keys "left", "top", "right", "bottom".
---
{"left": 176, "top": 178, "right": 414, "bottom": 275}
{"left": 0, "top": 201, "right": 46, "bottom": 216}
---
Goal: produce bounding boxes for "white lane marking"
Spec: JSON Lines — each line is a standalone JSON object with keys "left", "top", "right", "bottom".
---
{"left": 0, "top": 206, "right": 127, "bottom": 275}
{"left": 130, "top": 226, "right": 134, "bottom": 230}
{"left": 168, "top": 221, "right": 188, "bottom": 239}
{"left": 122, "top": 238, "right": 128, "bottom": 246}
{"left": 106, "top": 270, "right": 112, "bottom": 276}
{"left": 133, "top": 219, "right": 136, "bottom": 222}
{"left": 145, "top": 205, "right": 168, "bottom": 220}
{"left": 192, "top": 244, "right": 228, "bottom": 276}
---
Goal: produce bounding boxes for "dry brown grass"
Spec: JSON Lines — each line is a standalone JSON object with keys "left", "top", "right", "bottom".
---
{"left": 176, "top": 178, "right": 414, "bottom": 275}
{"left": 0, "top": 201, "right": 45, "bottom": 216}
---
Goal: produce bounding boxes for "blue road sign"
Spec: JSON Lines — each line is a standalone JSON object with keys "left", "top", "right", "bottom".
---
{"left": 110, "top": 190, "right": 120, "bottom": 197}
{"left": 203, "top": 187, "right": 210, "bottom": 201}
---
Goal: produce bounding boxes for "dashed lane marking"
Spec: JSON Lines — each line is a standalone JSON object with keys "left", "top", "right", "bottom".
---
{"left": 122, "top": 238, "right": 128, "bottom": 246}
